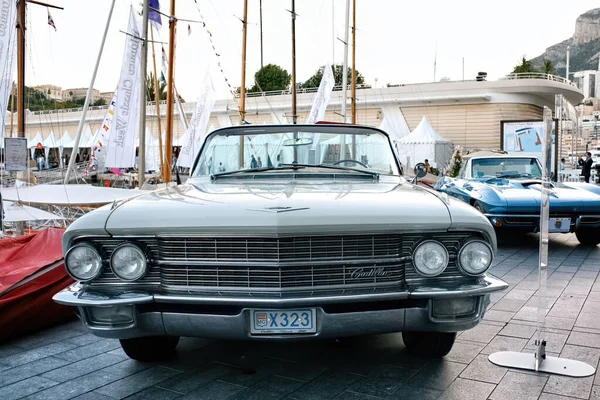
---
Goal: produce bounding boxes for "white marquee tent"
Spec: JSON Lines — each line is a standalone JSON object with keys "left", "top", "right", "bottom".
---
{"left": 378, "top": 105, "right": 411, "bottom": 142}
{"left": 396, "top": 116, "right": 454, "bottom": 169}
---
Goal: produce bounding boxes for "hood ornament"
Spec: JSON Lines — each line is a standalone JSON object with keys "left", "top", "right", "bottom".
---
{"left": 247, "top": 206, "right": 310, "bottom": 213}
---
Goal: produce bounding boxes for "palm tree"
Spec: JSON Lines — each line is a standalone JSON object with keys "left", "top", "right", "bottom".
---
{"left": 543, "top": 59, "right": 555, "bottom": 75}
{"left": 146, "top": 72, "right": 167, "bottom": 102}
{"left": 512, "top": 56, "right": 536, "bottom": 74}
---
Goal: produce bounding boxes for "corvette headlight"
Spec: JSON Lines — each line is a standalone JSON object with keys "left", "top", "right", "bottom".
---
{"left": 458, "top": 240, "right": 493, "bottom": 276}
{"left": 412, "top": 240, "right": 449, "bottom": 277}
{"left": 110, "top": 244, "right": 147, "bottom": 281}
{"left": 65, "top": 244, "right": 103, "bottom": 282}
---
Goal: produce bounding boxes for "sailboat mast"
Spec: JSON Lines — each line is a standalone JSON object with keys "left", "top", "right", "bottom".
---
{"left": 239, "top": 0, "right": 248, "bottom": 168}
{"left": 16, "top": 0, "right": 25, "bottom": 138}
{"left": 351, "top": 0, "right": 356, "bottom": 124}
{"left": 291, "top": 0, "right": 297, "bottom": 124}
{"left": 340, "top": 0, "right": 350, "bottom": 123}
{"left": 150, "top": 28, "right": 165, "bottom": 176}
{"left": 164, "top": 0, "right": 177, "bottom": 183}
{"left": 138, "top": 0, "right": 149, "bottom": 187}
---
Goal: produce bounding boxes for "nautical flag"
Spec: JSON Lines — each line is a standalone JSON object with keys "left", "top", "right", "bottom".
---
{"left": 148, "top": 0, "right": 162, "bottom": 30}
{"left": 48, "top": 10, "right": 57, "bottom": 32}
{"left": 161, "top": 46, "right": 168, "bottom": 72}
{"left": 188, "top": 24, "right": 191, "bottom": 36}
{"left": 160, "top": 71, "right": 167, "bottom": 85}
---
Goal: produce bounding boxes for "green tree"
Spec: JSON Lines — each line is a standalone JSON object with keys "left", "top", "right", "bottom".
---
{"left": 93, "top": 98, "right": 107, "bottom": 106}
{"left": 543, "top": 59, "right": 555, "bottom": 75}
{"left": 249, "top": 64, "right": 291, "bottom": 92}
{"left": 146, "top": 71, "right": 167, "bottom": 101}
{"left": 512, "top": 56, "right": 537, "bottom": 74}
{"left": 301, "top": 64, "right": 365, "bottom": 89}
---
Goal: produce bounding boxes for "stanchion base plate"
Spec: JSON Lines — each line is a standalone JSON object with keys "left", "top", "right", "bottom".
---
{"left": 489, "top": 351, "right": 595, "bottom": 377}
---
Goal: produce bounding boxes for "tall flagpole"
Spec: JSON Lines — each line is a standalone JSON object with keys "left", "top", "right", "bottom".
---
{"left": 64, "top": 0, "right": 115, "bottom": 184}
{"left": 239, "top": 0, "right": 248, "bottom": 168}
{"left": 341, "top": 0, "right": 350, "bottom": 123}
{"left": 138, "top": 0, "right": 150, "bottom": 187}
{"left": 150, "top": 28, "right": 165, "bottom": 176}
{"left": 291, "top": 0, "right": 297, "bottom": 124}
{"left": 16, "top": 0, "right": 25, "bottom": 138}
{"left": 351, "top": 0, "right": 356, "bottom": 124}
{"left": 165, "top": 0, "right": 177, "bottom": 182}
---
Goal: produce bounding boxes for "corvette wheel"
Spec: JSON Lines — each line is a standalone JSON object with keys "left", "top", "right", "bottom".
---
{"left": 119, "top": 336, "right": 180, "bottom": 361}
{"left": 575, "top": 229, "right": 600, "bottom": 246}
{"left": 473, "top": 201, "right": 485, "bottom": 214}
{"left": 402, "top": 331, "right": 456, "bottom": 358}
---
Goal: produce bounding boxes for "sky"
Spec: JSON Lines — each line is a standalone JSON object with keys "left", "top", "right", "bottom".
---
{"left": 23, "top": 0, "right": 600, "bottom": 103}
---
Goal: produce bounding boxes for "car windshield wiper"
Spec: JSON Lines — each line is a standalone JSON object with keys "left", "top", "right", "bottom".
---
{"left": 282, "top": 163, "right": 380, "bottom": 178}
{"left": 488, "top": 173, "right": 537, "bottom": 181}
{"left": 210, "top": 165, "right": 306, "bottom": 179}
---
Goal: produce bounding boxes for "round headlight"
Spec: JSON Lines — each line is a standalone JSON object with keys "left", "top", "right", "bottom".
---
{"left": 111, "top": 244, "right": 147, "bottom": 281}
{"left": 65, "top": 244, "right": 102, "bottom": 281}
{"left": 458, "top": 240, "right": 493, "bottom": 276}
{"left": 412, "top": 240, "right": 449, "bottom": 277}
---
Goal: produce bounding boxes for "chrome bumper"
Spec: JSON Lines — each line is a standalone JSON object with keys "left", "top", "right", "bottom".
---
{"left": 53, "top": 275, "right": 508, "bottom": 340}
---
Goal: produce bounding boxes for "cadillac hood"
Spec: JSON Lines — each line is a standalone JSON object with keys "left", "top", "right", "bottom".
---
{"left": 91, "top": 178, "right": 485, "bottom": 237}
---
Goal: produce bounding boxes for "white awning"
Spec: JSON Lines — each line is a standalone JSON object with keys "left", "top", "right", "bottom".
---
{"left": 1, "top": 185, "right": 139, "bottom": 207}
{"left": 3, "top": 201, "right": 65, "bottom": 222}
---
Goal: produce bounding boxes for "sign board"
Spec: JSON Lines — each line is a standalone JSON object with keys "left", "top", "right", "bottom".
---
{"left": 4, "top": 138, "right": 28, "bottom": 172}
{"left": 501, "top": 120, "right": 558, "bottom": 178}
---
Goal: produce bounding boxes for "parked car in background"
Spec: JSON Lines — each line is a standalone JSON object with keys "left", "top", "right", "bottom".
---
{"left": 54, "top": 125, "right": 507, "bottom": 361}
{"left": 435, "top": 151, "right": 600, "bottom": 246}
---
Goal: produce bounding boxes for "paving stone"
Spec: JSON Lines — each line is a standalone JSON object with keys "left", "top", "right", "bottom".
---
{"left": 444, "top": 340, "right": 485, "bottom": 364}
{"left": 97, "top": 359, "right": 153, "bottom": 380}
{"left": 53, "top": 339, "right": 121, "bottom": 362}
{"left": 386, "top": 384, "right": 443, "bottom": 400}
{"left": 0, "top": 376, "right": 59, "bottom": 400}
{"left": 286, "top": 371, "right": 356, "bottom": 400}
{"left": 582, "top": 301, "right": 600, "bottom": 314}
{"left": 180, "top": 380, "right": 246, "bottom": 400}
{"left": 489, "top": 371, "right": 548, "bottom": 400}
{"left": 7, "top": 326, "right": 84, "bottom": 351}
{"left": 503, "top": 289, "right": 536, "bottom": 301}
{"left": 585, "top": 292, "right": 600, "bottom": 302}
{"left": 157, "top": 363, "right": 242, "bottom": 393}
{"left": 460, "top": 354, "right": 508, "bottom": 384}
{"left": 64, "top": 334, "right": 105, "bottom": 347}
{"left": 512, "top": 306, "right": 539, "bottom": 321}
{"left": 525, "top": 330, "right": 570, "bottom": 353}
{"left": 484, "top": 310, "right": 515, "bottom": 323}
{"left": 544, "top": 316, "right": 576, "bottom": 330}
{"left": 0, "top": 356, "right": 71, "bottom": 386}
{"left": 347, "top": 365, "right": 414, "bottom": 398}
{"left": 544, "top": 375, "right": 594, "bottom": 399}
{"left": 539, "top": 393, "right": 580, "bottom": 400}
{"left": 556, "top": 294, "right": 588, "bottom": 307}
{"left": 548, "top": 303, "right": 583, "bottom": 318}
{"left": 492, "top": 298, "right": 528, "bottom": 312}
{"left": 498, "top": 322, "right": 538, "bottom": 339}
{"left": 229, "top": 375, "right": 304, "bottom": 400}
{"left": 125, "top": 386, "right": 186, "bottom": 400}
{"left": 406, "top": 360, "right": 466, "bottom": 391}
{"left": 481, "top": 335, "right": 528, "bottom": 355}
{"left": 40, "top": 353, "right": 125, "bottom": 383}
{"left": 590, "top": 385, "right": 600, "bottom": 399}
{"left": 95, "top": 366, "right": 183, "bottom": 398}
{"left": 71, "top": 392, "right": 114, "bottom": 400}
{"left": 23, "top": 370, "right": 120, "bottom": 400}
{"left": 568, "top": 331, "right": 600, "bottom": 349}
{"left": 0, "top": 341, "right": 77, "bottom": 368}
{"left": 458, "top": 323, "right": 503, "bottom": 344}
{"left": 438, "top": 377, "right": 495, "bottom": 400}
{"left": 0, "top": 345, "right": 25, "bottom": 359}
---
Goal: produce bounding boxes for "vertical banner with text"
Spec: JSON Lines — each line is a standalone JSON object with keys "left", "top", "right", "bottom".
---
{"left": 0, "top": 0, "right": 17, "bottom": 141}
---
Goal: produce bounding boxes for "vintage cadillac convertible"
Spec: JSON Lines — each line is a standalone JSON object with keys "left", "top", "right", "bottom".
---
{"left": 54, "top": 125, "right": 507, "bottom": 361}
{"left": 434, "top": 152, "right": 600, "bottom": 246}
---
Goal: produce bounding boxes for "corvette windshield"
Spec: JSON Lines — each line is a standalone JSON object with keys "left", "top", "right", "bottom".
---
{"left": 471, "top": 158, "right": 542, "bottom": 179}
{"left": 192, "top": 126, "right": 401, "bottom": 177}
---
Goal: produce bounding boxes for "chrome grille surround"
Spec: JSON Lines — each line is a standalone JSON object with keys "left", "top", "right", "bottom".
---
{"left": 80, "top": 232, "right": 482, "bottom": 294}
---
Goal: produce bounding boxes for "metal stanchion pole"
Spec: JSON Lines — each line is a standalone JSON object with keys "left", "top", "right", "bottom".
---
{"left": 488, "top": 103, "right": 595, "bottom": 377}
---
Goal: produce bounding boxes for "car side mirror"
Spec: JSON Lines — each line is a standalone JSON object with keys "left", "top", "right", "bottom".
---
{"left": 414, "top": 163, "right": 427, "bottom": 179}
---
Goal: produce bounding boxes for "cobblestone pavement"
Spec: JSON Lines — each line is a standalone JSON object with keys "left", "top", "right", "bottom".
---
{"left": 1, "top": 233, "right": 600, "bottom": 399}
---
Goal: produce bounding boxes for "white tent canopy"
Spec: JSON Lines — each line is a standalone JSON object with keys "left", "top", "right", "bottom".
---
{"left": 42, "top": 131, "right": 59, "bottom": 148}
{"left": 396, "top": 116, "right": 454, "bottom": 169}
{"left": 1, "top": 185, "right": 137, "bottom": 206}
{"left": 27, "top": 132, "right": 44, "bottom": 149}
{"left": 378, "top": 104, "right": 411, "bottom": 142}
{"left": 59, "top": 131, "right": 75, "bottom": 148}
{"left": 3, "top": 201, "right": 65, "bottom": 222}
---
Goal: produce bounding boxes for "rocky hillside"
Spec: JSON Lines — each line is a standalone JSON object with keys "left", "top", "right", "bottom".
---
{"left": 530, "top": 8, "right": 600, "bottom": 76}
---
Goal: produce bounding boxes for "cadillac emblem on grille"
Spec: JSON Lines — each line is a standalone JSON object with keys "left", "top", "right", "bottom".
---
{"left": 350, "top": 267, "right": 391, "bottom": 279}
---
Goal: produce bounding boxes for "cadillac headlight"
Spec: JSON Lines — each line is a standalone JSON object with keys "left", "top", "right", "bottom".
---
{"left": 65, "top": 244, "right": 102, "bottom": 281}
{"left": 412, "top": 240, "right": 449, "bottom": 277}
{"left": 458, "top": 240, "right": 493, "bottom": 276}
{"left": 111, "top": 244, "right": 147, "bottom": 281}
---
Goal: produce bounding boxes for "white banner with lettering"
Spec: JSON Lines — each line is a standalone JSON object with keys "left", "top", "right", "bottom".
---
{"left": 105, "top": 7, "right": 142, "bottom": 168}
{"left": 306, "top": 64, "right": 334, "bottom": 124}
{"left": 177, "top": 74, "right": 216, "bottom": 169}
{"left": 0, "top": 0, "right": 17, "bottom": 141}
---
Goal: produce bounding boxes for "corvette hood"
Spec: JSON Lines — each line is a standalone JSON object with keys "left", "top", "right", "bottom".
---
{"left": 103, "top": 178, "right": 456, "bottom": 236}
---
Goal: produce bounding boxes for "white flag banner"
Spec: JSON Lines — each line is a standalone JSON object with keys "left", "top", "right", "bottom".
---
{"left": 177, "top": 74, "right": 216, "bottom": 169}
{"left": 306, "top": 64, "right": 335, "bottom": 124}
{"left": 91, "top": 91, "right": 117, "bottom": 169}
{"left": 0, "top": 0, "right": 17, "bottom": 141}
{"left": 105, "top": 7, "right": 142, "bottom": 168}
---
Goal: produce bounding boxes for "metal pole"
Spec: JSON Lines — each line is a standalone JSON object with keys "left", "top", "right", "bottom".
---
{"left": 64, "top": 0, "right": 116, "bottom": 184}
{"left": 239, "top": 0, "right": 248, "bottom": 168}
{"left": 341, "top": 0, "right": 350, "bottom": 123}
{"left": 259, "top": 0, "right": 263, "bottom": 68}
{"left": 9, "top": 83, "right": 15, "bottom": 137}
{"left": 291, "top": 0, "right": 297, "bottom": 124}
{"left": 332, "top": 0, "right": 335, "bottom": 64}
{"left": 566, "top": 46, "right": 570, "bottom": 81}
{"left": 17, "top": 0, "right": 25, "bottom": 138}
{"left": 165, "top": 0, "right": 177, "bottom": 183}
{"left": 138, "top": 0, "right": 150, "bottom": 187}
{"left": 150, "top": 28, "right": 165, "bottom": 177}
{"left": 351, "top": 0, "right": 356, "bottom": 124}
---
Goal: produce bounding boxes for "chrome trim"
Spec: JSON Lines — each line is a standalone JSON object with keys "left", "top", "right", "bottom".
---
{"left": 456, "top": 240, "right": 494, "bottom": 277}
{"left": 411, "top": 240, "right": 449, "bottom": 277}
{"left": 154, "top": 256, "right": 411, "bottom": 267}
{"left": 65, "top": 243, "right": 104, "bottom": 283}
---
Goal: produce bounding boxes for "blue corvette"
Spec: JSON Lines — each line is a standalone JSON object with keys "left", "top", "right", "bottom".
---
{"left": 434, "top": 152, "right": 600, "bottom": 246}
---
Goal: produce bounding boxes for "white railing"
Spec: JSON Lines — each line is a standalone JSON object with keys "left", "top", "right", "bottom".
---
{"left": 503, "top": 73, "right": 578, "bottom": 87}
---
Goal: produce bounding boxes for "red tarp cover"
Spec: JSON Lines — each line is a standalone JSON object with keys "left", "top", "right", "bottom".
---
{"left": 0, "top": 228, "right": 75, "bottom": 342}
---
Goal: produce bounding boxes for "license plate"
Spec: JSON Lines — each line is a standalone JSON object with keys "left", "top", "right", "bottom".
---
{"left": 250, "top": 309, "right": 316, "bottom": 334}
{"left": 549, "top": 217, "right": 571, "bottom": 233}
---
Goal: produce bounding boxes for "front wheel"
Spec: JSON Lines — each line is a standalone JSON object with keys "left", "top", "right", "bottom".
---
{"left": 119, "top": 335, "right": 180, "bottom": 362}
{"left": 575, "top": 228, "right": 600, "bottom": 246}
{"left": 402, "top": 331, "right": 456, "bottom": 358}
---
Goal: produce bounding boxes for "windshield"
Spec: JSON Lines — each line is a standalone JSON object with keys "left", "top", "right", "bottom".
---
{"left": 471, "top": 157, "right": 542, "bottom": 179}
{"left": 192, "top": 125, "right": 401, "bottom": 177}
